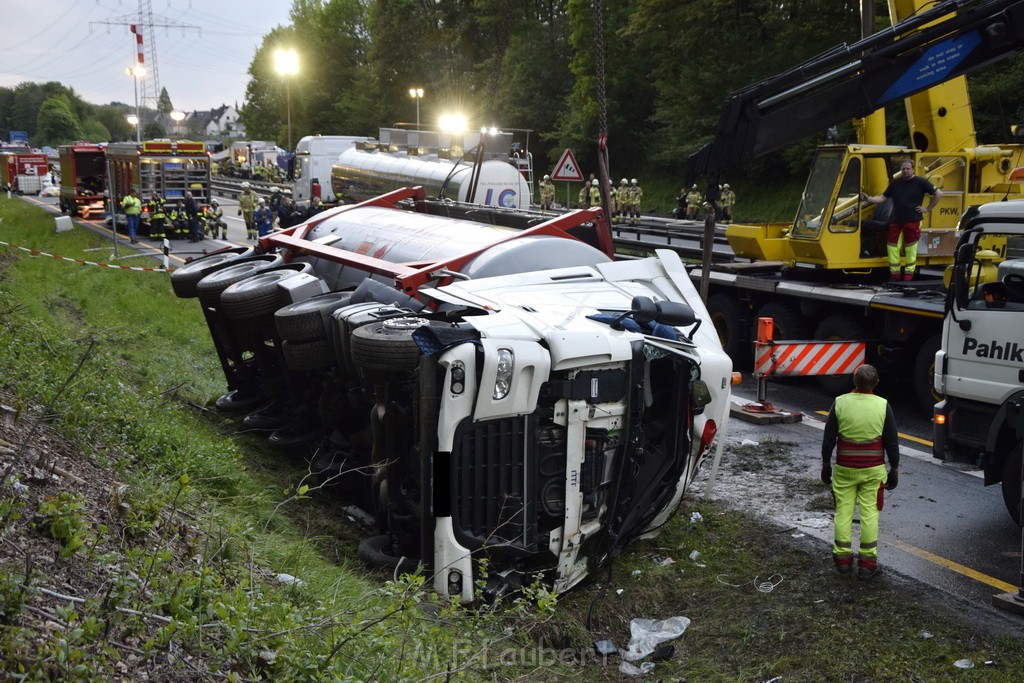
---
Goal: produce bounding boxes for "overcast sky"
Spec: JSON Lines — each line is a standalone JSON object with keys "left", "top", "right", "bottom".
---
{"left": 1, "top": 0, "right": 293, "bottom": 112}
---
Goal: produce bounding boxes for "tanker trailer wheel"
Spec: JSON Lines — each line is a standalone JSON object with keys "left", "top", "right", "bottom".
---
{"left": 195, "top": 255, "right": 284, "bottom": 309}
{"left": 281, "top": 338, "right": 335, "bottom": 372}
{"left": 707, "top": 293, "right": 749, "bottom": 367}
{"left": 813, "top": 315, "right": 871, "bottom": 398}
{"left": 218, "top": 264, "right": 315, "bottom": 321}
{"left": 357, "top": 535, "right": 420, "bottom": 575}
{"left": 350, "top": 317, "right": 429, "bottom": 372}
{"left": 275, "top": 291, "right": 354, "bottom": 342}
{"left": 170, "top": 247, "right": 255, "bottom": 298}
{"left": 913, "top": 334, "right": 943, "bottom": 416}
{"left": 1002, "top": 442, "right": 1022, "bottom": 527}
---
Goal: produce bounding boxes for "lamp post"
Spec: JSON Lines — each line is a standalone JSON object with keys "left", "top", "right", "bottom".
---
{"left": 409, "top": 87, "right": 424, "bottom": 130}
{"left": 169, "top": 109, "right": 185, "bottom": 138}
{"left": 273, "top": 48, "right": 299, "bottom": 150}
{"left": 125, "top": 64, "right": 145, "bottom": 144}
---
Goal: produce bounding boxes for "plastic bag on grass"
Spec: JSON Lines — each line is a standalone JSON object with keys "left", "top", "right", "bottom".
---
{"left": 621, "top": 616, "right": 691, "bottom": 661}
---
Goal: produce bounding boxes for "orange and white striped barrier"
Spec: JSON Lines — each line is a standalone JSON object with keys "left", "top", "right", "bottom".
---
{"left": 754, "top": 338, "right": 865, "bottom": 378}
{"left": 0, "top": 239, "right": 173, "bottom": 273}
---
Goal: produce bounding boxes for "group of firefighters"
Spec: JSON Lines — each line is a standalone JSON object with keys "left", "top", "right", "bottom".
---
{"left": 677, "top": 183, "right": 737, "bottom": 223}
{"left": 129, "top": 192, "right": 229, "bottom": 241}
{"left": 537, "top": 175, "right": 738, "bottom": 225}
{"left": 122, "top": 182, "right": 326, "bottom": 243}
{"left": 537, "top": 175, "right": 645, "bottom": 225}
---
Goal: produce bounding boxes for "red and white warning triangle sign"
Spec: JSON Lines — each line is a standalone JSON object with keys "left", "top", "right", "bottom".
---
{"left": 551, "top": 148, "right": 584, "bottom": 181}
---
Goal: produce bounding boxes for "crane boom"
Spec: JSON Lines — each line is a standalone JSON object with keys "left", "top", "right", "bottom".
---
{"left": 686, "top": 0, "right": 1024, "bottom": 187}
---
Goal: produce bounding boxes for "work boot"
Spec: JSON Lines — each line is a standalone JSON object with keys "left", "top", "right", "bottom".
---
{"left": 903, "top": 272, "right": 914, "bottom": 281}
{"left": 857, "top": 557, "right": 880, "bottom": 580}
{"left": 889, "top": 272, "right": 901, "bottom": 281}
{"left": 833, "top": 554, "right": 854, "bottom": 575}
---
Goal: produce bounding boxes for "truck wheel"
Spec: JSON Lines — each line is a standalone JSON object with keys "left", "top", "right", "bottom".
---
{"left": 751, "top": 301, "right": 810, "bottom": 344}
{"left": 170, "top": 247, "right": 255, "bottom": 298}
{"left": 1002, "top": 442, "right": 1022, "bottom": 527}
{"left": 282, "top": 338, "right": 335, "bottom": 371}
{"left": 219, "top": 265, "right": 314, "bottom": 320}
{"left": 195, "top": 255, "right": 284, "bottom": 308}
{"left": 913, "top": 334, "right": 943, "bottom": 415}
{"left": 350, "top": 317, "right": 428, "bottom": 372}
{"left": 357, "top": 535, "right": 420, "bottom": 575}
{"left": 707, "top": 293, "right": 749, "bottom": 366}
{"left": 814, "top": 315, "right": 870, "bottom": 397}
{"left": 275, "top": 291, "right": 354, "bottom": 341}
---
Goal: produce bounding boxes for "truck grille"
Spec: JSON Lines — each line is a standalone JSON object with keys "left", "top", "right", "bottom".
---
{"left": 452, "top": 416, "right": 537, "bottom": 551}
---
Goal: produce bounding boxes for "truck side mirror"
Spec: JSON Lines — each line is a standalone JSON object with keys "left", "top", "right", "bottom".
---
{"left": 630, "top": 296, "right": 697, "bottom": 326}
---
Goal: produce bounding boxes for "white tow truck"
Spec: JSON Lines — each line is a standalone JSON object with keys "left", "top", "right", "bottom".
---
{"left": 170, "top": 187, "right": 733, "bottom": 602}
{"left": 933, "top": 200, "right": 1024, "bottom": 525}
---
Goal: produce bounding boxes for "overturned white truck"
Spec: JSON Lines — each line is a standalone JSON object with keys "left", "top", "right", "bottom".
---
{"left": 171, "top": 187, "right": 733, "bottom": 602}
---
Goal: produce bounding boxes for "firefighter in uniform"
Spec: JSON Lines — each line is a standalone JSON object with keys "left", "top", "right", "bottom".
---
{"left": 206, "top": 198, "right": 227, "bottom": 240}
{"left": 628, "top": 178, "right": 643, "bottom": 225}
{"left": 539, "top": 174, "right": 555, "bottom": 212}
{"left": 616, "top": 178, "right": 629, "bottom": 222}
{"left": 720, "top": 183, "right": 736, "bottom": 223}
{"left": 588, "top": 178, "right": 601, "bottom": 210}
{"left": 147, "top": 193, "right": 166, "bottom": 239}
{"left": 821, "top": 364, "right": 900, "bottom": 580}
{"left": 686, "top": 184, "right": 703, "bottom": 220}
{"left": 168, "top": 200, "right": 189, "bottom": 239}
{"left": 238, "top": 182, "right": 258, "bottom": 240}
{"left": 268, "top": 186, "right": 284, "bottom": 228}
{"left": 578, "top": 184, "right": 589, "bottom": 209}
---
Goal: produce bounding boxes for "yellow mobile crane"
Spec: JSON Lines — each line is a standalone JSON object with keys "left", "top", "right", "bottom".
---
{"left": 685, "top": 0, "right": 1024, "bottom": 410}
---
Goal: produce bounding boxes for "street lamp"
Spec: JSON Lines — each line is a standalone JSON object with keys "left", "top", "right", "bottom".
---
{"left": 125, "top": 64, "right": 145, "bottom": 144}
{"left": 169, "top": 109, "right": 185, "bottom": 138}
{"left": 409, "top": 87, "right": 424, "bottom": 130}
{"left": 273, "top": 48, "right": 299, "bottom": 150}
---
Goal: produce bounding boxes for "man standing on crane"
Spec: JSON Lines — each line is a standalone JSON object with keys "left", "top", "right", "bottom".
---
{"left": 860, "top": 159, "right": 942, "bottom": 281}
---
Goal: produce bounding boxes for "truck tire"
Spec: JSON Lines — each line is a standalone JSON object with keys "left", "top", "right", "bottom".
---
{"left": 814, "top": 315, "right": 871, "bottom": 397}
{"left": 707, "top": 293, "right": 749, "bottom": 366}
{"left": 751, "top": 301, "right": 810, "bottom": 343}
{"left": 357, "top": 535, "right": 420, "bottom": 575}
{"left": 275, "top": 291, "right": 354, "bottom": 342}
{"left": 1002, "top": 442, "right": 1022, "bottom": 527}
{"left": 914, "top": 334, "right": 943, "bottom": 415}
{"left": 282, "top": 338, "right": 335, "bottom": 371}
{"left": 195, "top": 255, "right": 284, "bottom": 309}
{"left": 350, "top": 317, "right": 428, "bottom": 372}
{"left": 219, "top": 264, "right": 314, "bottom": 321}
{"left": 170, "top": 247, "right": 255, "bottom": 298}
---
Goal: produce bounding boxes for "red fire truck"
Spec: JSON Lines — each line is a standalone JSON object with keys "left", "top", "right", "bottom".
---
{"left": 1, "top": 151, "right": 49, "bottom": 194}
{"left": 58, "top": 143, "right": 107, "bottom": 218}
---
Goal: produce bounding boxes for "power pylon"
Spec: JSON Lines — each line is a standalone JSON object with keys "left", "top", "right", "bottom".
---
{"left": 91, "top": 0, "right": 201, "bottom": 124}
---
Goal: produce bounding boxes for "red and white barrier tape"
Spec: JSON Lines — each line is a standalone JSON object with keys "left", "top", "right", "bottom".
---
{"left": 0, "top": 240, "right": 172, "bottom": 273}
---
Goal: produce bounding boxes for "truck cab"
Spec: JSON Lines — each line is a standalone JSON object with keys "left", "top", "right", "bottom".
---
{"left": 171, "top": 190, "right": 732, "bottom": 602}
{"left": 933, "top": 201, "right": 1024, "bottom": 524}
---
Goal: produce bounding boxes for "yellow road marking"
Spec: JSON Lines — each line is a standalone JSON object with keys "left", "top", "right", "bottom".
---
{"left": 888, "top": 538, "right": 1018, "bottom": 593}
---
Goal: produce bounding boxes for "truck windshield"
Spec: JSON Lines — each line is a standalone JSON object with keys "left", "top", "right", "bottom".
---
{"left": 792, "top": 151, "right": 844, "bottom": 239}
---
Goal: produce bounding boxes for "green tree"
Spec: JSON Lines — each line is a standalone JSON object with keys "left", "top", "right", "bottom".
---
{"left": 93, "top": 105, "right": 134, "bottom": 142}
{"left": 157, "top": 87, "right": 174, "bottom": 116}
{"left": 80, "top": 119, "right": 110, "bottom": 142}
{"left": 36, "top": 95, "right": 84, "bottom": 146}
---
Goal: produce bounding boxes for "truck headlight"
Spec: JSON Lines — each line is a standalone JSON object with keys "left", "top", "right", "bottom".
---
{"left": 690, "top": 379, "right": 711, "bottom": 415}
{"left": 450, "top": 361, "right": 466, "bottom": 395}
{"left": 492, "top": 348, "right": 514, "bottom": 400}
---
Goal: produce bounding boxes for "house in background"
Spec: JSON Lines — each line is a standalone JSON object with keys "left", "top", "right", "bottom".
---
{"left": 167, "top": 104, "right": 245, "bottom": 139}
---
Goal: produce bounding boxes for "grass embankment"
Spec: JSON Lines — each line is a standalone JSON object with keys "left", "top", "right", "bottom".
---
{"left": 0, "top": 196, "right": 1021, "bottom": 681}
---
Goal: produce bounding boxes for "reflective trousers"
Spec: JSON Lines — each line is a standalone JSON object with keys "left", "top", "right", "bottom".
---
{"left": 832, "top": 464, "right": 888, "bottom": 561}
{"left": 886, "top": 221, "right": 921, "bottom": 275}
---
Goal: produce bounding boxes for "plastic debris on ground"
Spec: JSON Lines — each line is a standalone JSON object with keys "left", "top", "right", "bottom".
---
{"left": 741, "top": 439, "right": 760, "bottom": 447}
{"left": 593, "top": 639, "right": 618, "bottom": 657}
{"left": 621, "top": 616, "right": 691, "bottom": 662}
{"left": 619, "top": 661, "right": 656, "bottom": 676}
{"left": 918, "top": 630, "right": 934, "bottom": 639}
{"left": 954, "top": 659, "right": 975, "bottom": 669}
{"left": 652, "top": 556, "right": 676, "bottom": 567}
{"left": 616, "top": 588, "right": 624, "bottom": 595}
{"left": 274, "top": 573, "right": 305, "bottom": 586}
{"left": 690, "top": 511, "right": 703, "bottom": 524}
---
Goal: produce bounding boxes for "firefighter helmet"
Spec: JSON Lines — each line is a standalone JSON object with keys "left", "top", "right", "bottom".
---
{"left": 620, "top": 178, "right": 628, "bottom": 184}
{"left": 723, "top": 183, "right": 731, "bottom": 189}
{"left": 270, "top": 186, "right": 280, "bottom": 193}
{"left": 211, "top": 198, "right": 219, "bottom": 205}
{"left": 543, "top": 174, "right": 550, "bottom": 180}
{"left": 691, "top": 184, "right": 698, "bottom": 189}
{"left": 631, "top": 178, "right": 638, "bottom": 184}
{"left": 258, "top": 197, "right": 266, "bottom": 204}
{"left": 241, "top": 181, "right": 251, "bottom": 189}
{"left": 592, "top": 179, "right": 599, "bottom": 186}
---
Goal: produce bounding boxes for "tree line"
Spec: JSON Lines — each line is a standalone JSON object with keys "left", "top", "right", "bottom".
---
{"left": 5, "top": 0, "right": 1024, "bottom": 192}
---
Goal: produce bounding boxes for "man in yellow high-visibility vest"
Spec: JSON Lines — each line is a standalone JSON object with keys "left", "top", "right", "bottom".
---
{"left": 821, "top": 364, "right": 900, "bottom": 580}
